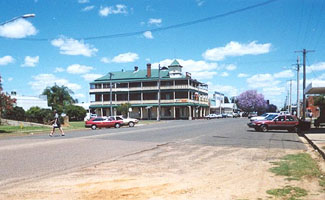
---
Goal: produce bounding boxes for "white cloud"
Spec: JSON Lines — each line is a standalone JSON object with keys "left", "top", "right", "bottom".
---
{"left": 238, "top": 73, "right": 249, "bottom": 78}
{"left": 54, "top": 67, "right": 65, "bottom": 73}
{"left": 202, "top": 41, "right": 271, "bottom": 61}
{"left": 246, "top": 73, "right": 280, "bottom": 88}
{"left": 67, "top": 64, "right": 93, "bottom": 74}
{"left": 273, "top": 69, "right": 294, "bottom": 78}
{"left": 143, "top": 31, "right": 153, "bottom": 39}
{"left": 0, "top": 18, "right": 37, "bottom": 39}
{"left": 307, "top": 62, "right": 325, "bottom": 73}
{"left": 51, "top": 36, "right": 98, "bottom": 57}
{"left": 22, "top": 56, "right": 39, "bottom": 67}
{"left": 262, "top": 86, "right": 285, "bottom": 96}
{"left": 99, "top": 4, "right": 128, "bottom": 16}
{"left": 0, "top": 55, "right": 14, "bottom": 66}
{"left": 8, "top": 77, "right": 13, "bottom": 81}
{"left": 225, "top": 64, "right": 237, "bottom": 71}
{"left": 208, "top": 83, "right": 239, "bottom": 97}
{"left": 100, "top": 57, "right": 110, "bottom": 63}
{"left": 82, "top": 5, "right": 95, "bottom": 11}
{"left": 82, "top": 73, "right": 103, "bottom": 81}
{"left": 111, "top": 52, "right": 139, "bottom": 63}
{"left": 148, "top": 18, "right": 162, "bottom": 26}
{"left": 29, "top": 74, "right": 81, "bottom": 93}
{"left": 152, "top": 58, "right": 219, "bottom": 80}
{"left": 191, "top": 71, "right": 218, "bottom": 80}
{"left": 78, "top": 0, "right": 89, "bottom": 3}
{"left": 74, "top": 93, "right": 85, "bottom": 98}
{"left": 220, "top": 72, "right": 229, "bottom": 77}
{"left": 196, "top": 0, "right": 205, "bottom": 6}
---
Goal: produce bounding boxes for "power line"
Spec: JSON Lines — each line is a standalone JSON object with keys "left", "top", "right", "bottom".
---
{"left": 4, "top": 0, "right": 279, "bottom": 42}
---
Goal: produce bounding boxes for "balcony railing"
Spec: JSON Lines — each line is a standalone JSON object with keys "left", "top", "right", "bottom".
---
{"left": 90, "top": 99, "right": 209, "bottom": 106}
{"left": 90, "top": 84, "right": 208, "bottom": 93}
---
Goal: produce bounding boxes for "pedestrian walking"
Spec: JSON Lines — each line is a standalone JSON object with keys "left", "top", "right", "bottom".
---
{"left": 49, "top": 110, "right": 65, "bottom": 137}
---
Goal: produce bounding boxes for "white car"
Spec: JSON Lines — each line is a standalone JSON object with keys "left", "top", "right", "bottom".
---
{"left": 109, "top": 116, "right": 139, "bottom": 127}
{"left": 204, "top": 114, "right": 218, "bottom": 119}
{"left": 250, "top": 113, "right": 279, "bottom": 121}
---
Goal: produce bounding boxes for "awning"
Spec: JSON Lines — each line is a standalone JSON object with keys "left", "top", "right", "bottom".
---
{"left": 305, "top": 82, "right": 325, "bottom": 95}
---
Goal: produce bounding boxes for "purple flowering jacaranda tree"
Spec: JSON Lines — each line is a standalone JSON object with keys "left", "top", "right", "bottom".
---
{"left": 237, "top": 90, "right": 267, "bottom": 113}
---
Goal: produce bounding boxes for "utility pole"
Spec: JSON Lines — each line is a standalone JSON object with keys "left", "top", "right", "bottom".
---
{"left": 289, "top": 79, "right": 292, "bottom": 114}
{"left": 109, "top": 72, "right": 114, "bottom": 116}
{"left": 157, "top": 64, "right": 161, "bottom": 121}
{"left": 295, "top": 49, "right": 314, "bottom": 120}
{"left": 292, "top": 57, "right": 300, "bottom": 118}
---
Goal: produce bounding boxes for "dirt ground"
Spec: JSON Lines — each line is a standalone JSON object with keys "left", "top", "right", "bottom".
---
{"left": 1, "top": 138, "right": 324, "bottom": 200}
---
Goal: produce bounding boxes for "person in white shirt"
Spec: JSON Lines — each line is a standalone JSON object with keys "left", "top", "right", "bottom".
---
{"left": 49, "top": 110, "right": 65, "bottom": 137}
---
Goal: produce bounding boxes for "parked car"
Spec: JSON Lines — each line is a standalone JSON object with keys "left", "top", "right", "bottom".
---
{"left": 109, "top": 116, "right": 139, "bottom": 127}
{"left": 233, "top": 113, "right": 240, "bottom": 118}
{"left": 226, "top": 113, "right": 233, "bottom": 118}
{"left": 247, "top": 115, "right": 299, "bottom": 132}
{"left": 85, "top": 117, "right": 123, "bottom": 130}
{"left": 215, "top": 114, "right": 223, "bottom": 118}
{"left": 250, "top": 112, "right": 279, "bottom": 122}
{"left": 248, "top": 112, "right": 258, "bottom": 119}
{"left": 204, "top": 114, "right": 218, "bottom": 119}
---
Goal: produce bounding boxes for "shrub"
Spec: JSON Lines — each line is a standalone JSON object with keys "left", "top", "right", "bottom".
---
{"left": 3, "top": 106, "right": 26, "bottom": 121}
{"left": 64, "top": 105, "right": 86, "bottom": 121}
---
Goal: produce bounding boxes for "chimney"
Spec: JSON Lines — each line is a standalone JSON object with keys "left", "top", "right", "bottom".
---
{"left": 134, "top": 66, "right": 138, "bottom": 71}
{"left": 146, "top": 63, "right": 151, "bottom": 78}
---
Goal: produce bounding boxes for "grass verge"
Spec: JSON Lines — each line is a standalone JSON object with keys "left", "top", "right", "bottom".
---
{"left": 269, "top": 153, "right": 324, "bottom": 182}
{"left": 266, "top": 186, "right": 307, "bottom": 200}
{"left": 0, "top": 121, "right": 86, "bottom": 136}
{"left": 267, "top": 153, "right": 325, "bottom": 199}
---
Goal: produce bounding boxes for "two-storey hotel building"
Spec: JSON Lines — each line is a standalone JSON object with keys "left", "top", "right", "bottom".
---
{"left": 89, "top": 60, "right": 209, "bottom": 120}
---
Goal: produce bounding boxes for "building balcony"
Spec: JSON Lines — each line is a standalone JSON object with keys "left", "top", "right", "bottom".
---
{"left": 89, "top": 85, "right": 208, "bottom": 93}
{"left": 90, "top": 99, "right": 209, "bottom": 106}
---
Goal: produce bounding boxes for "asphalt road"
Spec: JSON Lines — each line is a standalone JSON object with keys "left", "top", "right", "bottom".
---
{"left": 0, "top": 118, "right": 306, "bottom": 188}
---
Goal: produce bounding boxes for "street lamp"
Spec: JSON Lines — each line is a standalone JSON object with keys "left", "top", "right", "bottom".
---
{"left": 1, "top": 13, "right": 36, "bottom": 26}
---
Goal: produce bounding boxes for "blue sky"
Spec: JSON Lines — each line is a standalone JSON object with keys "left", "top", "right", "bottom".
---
{"left": 1, "top": 0, "right": 325, "bottom": 107}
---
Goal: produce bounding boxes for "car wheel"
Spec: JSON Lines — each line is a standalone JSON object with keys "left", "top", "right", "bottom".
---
{"left": 254, "top": 128, "right": 260, "bottom": 132}
{"left": 129, "top": 122, "right": 135, "bottom": 127}
{"left": 260, "top": 125, "right": 268, "bottom": 132}
{"left": 91, "top": 125, "right": 97, "bottom": 130}
{"left": 115, "top": 123, "right": 121, "bottom": 128}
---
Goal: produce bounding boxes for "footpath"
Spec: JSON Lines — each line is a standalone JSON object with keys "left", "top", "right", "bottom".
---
{"left": 304, "top": 127, "right": 325, "bottom": 160}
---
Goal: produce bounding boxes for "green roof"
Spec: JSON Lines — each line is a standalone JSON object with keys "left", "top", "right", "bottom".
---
{"left": 169, "top": 59, "right": 181, "bottom": 67}
{"left": 94, "top": 69, "right": 186, "bottom": 82}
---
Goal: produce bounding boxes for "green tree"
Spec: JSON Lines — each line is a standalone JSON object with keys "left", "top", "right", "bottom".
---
{"left": 42, "top": 84, "right": 76, "bottom": 111}
{"left": 116, "top": 103, "right": 131, "bottom": 117}
{"left": 0, "top": 92, "right": 16, "bottom": 124}
{"left": 26, "top": 107, "right": 53, "bottom": 124}
{"left": 64, "top": 105, "right": 86, "bottom": 121}
{"left": 3, "top": 106, "right": 25, "bottom": 121}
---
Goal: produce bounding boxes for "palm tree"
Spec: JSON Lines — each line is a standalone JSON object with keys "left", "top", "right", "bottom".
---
{"left": 42, "top": 84, "right": 76, "bottom": 111}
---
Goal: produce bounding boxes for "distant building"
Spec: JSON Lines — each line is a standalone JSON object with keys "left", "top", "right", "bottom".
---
{"left": 10, "top": 92, "right": 51, "bottom": 111}
{"left": 89, "top": 60, "right": 209, "bottom": 120}
{"left": 210, "top": 91, "right": 237, "bottom": 114}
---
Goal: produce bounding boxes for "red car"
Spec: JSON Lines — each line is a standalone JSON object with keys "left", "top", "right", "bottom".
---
{"left": 85, "top": 117, "right": 123, "bottom": 130}
{"left": 247, "top": 115, "right": 299, "bottom": 133}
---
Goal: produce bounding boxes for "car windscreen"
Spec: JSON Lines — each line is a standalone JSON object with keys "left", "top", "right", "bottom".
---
{"left": 260, "top": 113, "right": 268, "bottom": 117}
{"left": 265, "top": 115, "right": 277, "bottom": 120}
